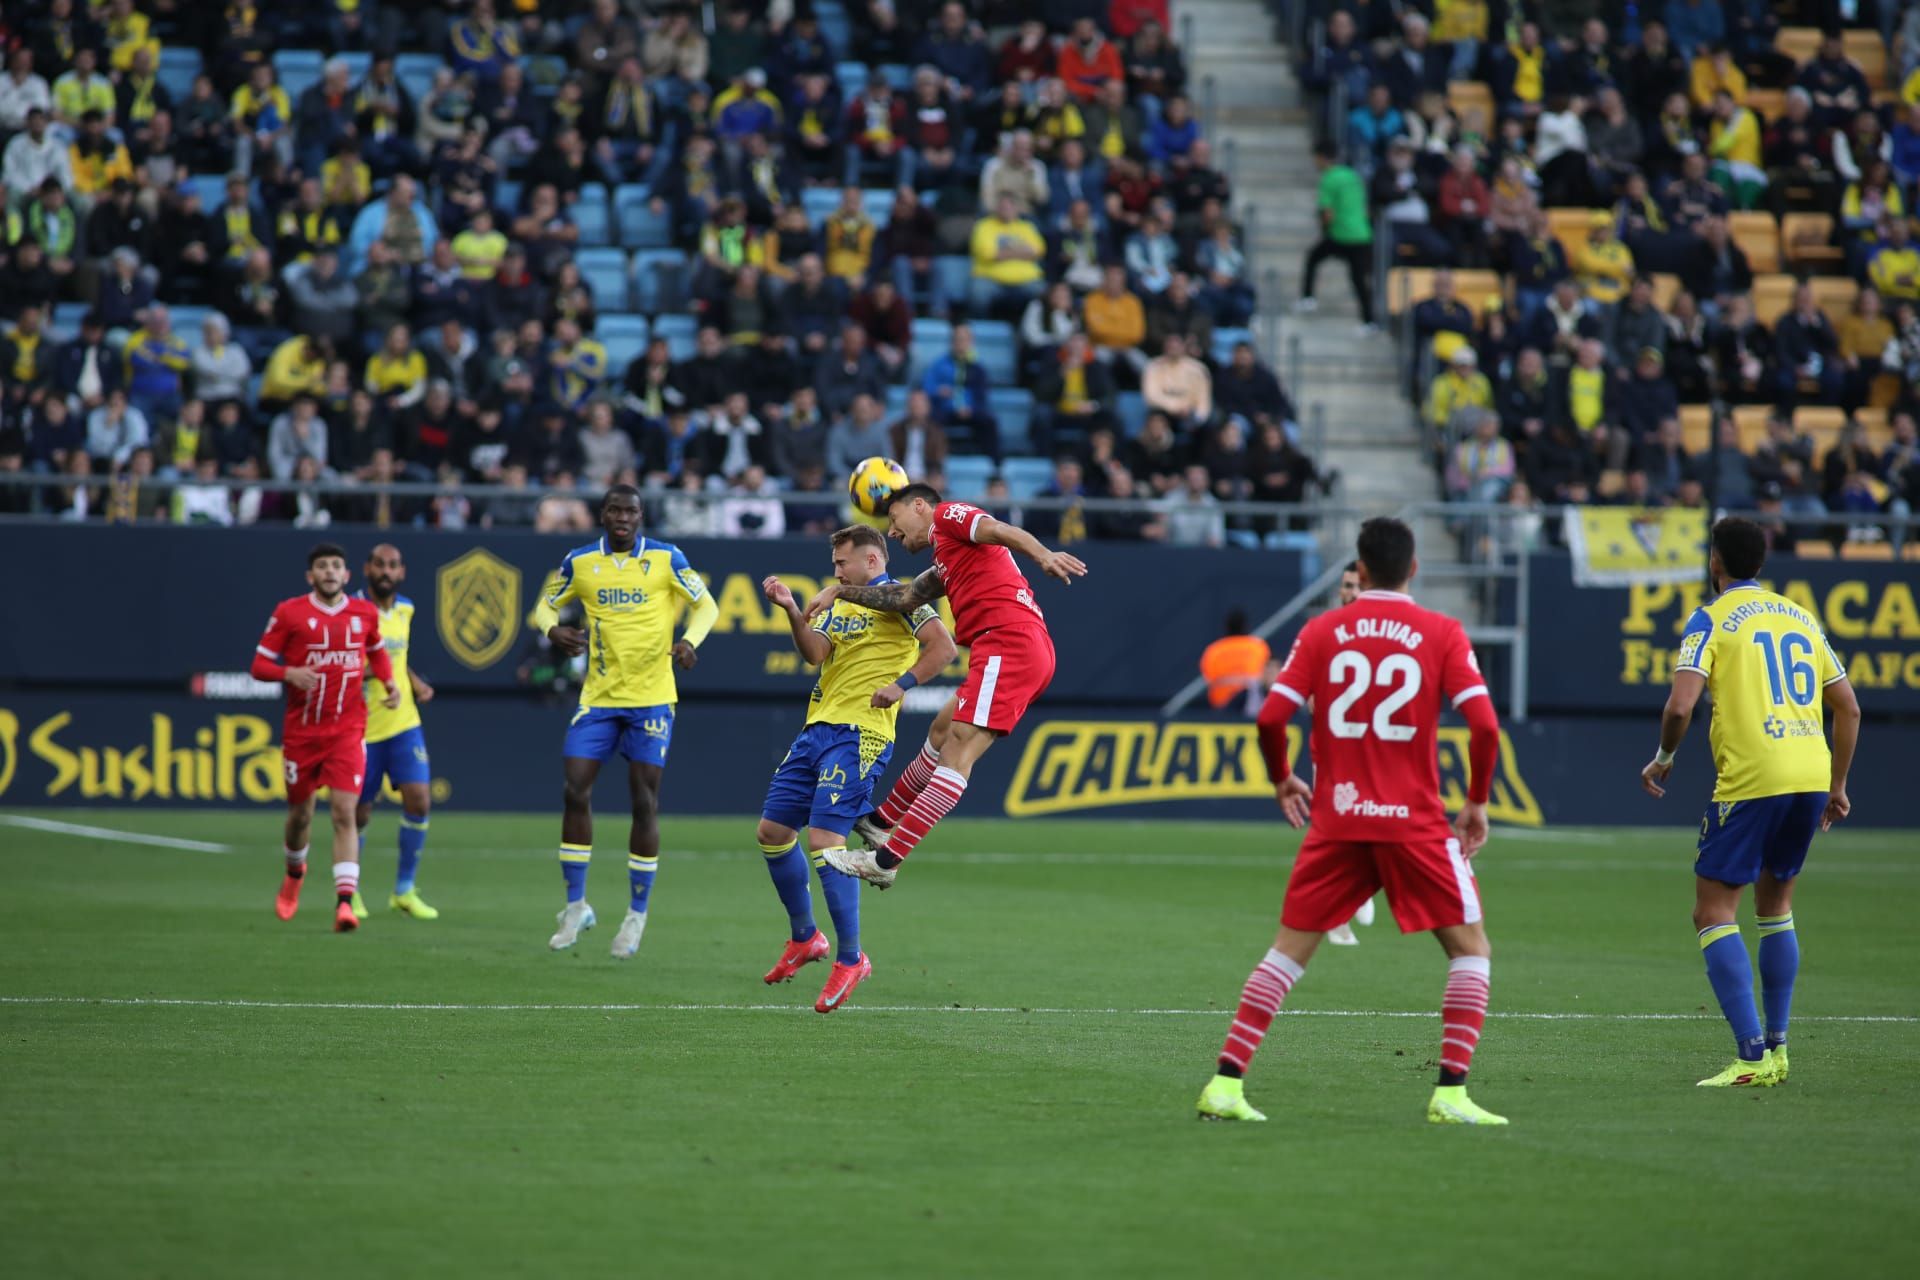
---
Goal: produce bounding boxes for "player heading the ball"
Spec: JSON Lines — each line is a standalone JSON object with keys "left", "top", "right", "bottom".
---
{"left": 804, "top": 483, "right": 1087, "bottom": 889}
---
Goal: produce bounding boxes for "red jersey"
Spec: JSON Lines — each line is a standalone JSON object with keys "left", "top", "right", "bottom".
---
{"left": 931, "top": 501, "right": 1048, "bottom": 646}
{"left": 1263, "top": 590, "right": 1492, "bottom": 842}
{"left": 251, "top": 593, "right": 392, "bottom": 744}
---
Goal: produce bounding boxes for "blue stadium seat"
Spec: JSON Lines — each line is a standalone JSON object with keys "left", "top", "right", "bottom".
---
{"left": 576, "top": 248, "right": 630, "bottom": 312}
{"left": 1211, "top": 327, "right": 1253, "bottom": 364}
{"left": 800, "top": 187, "right": 841, "bottom": 228}
{"left": 879, "top": 64, "right": 912, "bottom": 91}
{"left": 651, "top": 312, "right": 698, "bottom": 359}
{"left": 908, "top": 317, "right": 952, "bottom": 381}
{"left": 944, "top": 455, "right": 994, "bottom": 499}
{"left": 615, "top": 186, "right": 670, "bottom": 248}
{"left": 158, "top": 47, "right": 202, "bottom": 101}
{"left": 860, "top": 188, "right": 896, "bottom": 228}
{"left": 630, "top": 249, "right": 688, "bottom": 313}
{"left": 885, "top": 384, "right": 911, "bottom": 417}
{"left": 970, "top": 320, "right": 1016, "bottom": 384}
{"left": 835, "top": 61, "right": 869, "bottom": 102}
{"left": 1001, "top": 457, "right": 1053, "bottom": 498}
{"left": 815, "top": 2, "right": 852, "bottom": 59}
{"left": 1113, "top": 391, "right": 1147, "bottom": 437}
{"left": 493, "top": 179, "right": 523, "bottom": 215}
{"left": 271, "top": 50, "right": 324, "bottom": 101}
{"left": 168, "top": 306, "right": 213, "bottom": 343}
{"left": 574, "top": 185, "right": 610, "bottom": 247}
{"left": 933, "top": 256, "right": 973, "bottom": 310}
{"left": 50, "top": 302, "right": 89, "bottom": 340}
{"left": 184, "top": 174, "right": 230, "bottom": 210}
{"left": 338, "top": 51, "right": 373, "bottom": 82}
{"left": 988, "top": 388, "right": 1034, "bottom": 455}
{"left": 597, "top": 315, "right": 649, "bottom": 374}
{"left": 395, "top": 53, "right": 444, "bottom": 104}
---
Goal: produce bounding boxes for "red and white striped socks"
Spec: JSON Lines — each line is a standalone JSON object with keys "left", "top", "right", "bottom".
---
{"left": 285, "top": 845, "right": 308, "bottom": 878}
{"left": 876, "top": 741, "right": 942, "bottom": 827}
{"left": 883, "top": 765, "right": 967, "bottom": 861}
{"left": 1439, "top": 955, "right": 1491, "bottom": 1085}
{"left": 333, "top": 860, "right": 359, "bottom": 903}
{"left": 1217, "top": 948, "right": 1305, "bottom": 1077}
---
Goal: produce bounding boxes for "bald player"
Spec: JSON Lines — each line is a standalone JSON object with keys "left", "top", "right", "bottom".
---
{"left": 355, "top": 543, "right": 440, "bottom": 920}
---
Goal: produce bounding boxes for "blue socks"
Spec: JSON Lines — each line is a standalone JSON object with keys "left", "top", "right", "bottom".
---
{"left": 559, "top": 843, "right": 591, "bottom": 903}
{"left": 812, "top": 849, "right": 862, "bottom": 964}
{"left": 628, "top": 854, "right": 658, "bottom": 913}
{"left": 1699, "top": 924, "right": 1766, "bottom": 1061}
{"left": 396, "top": 813, "right": 428, "bottom": 895}
{"left": 761, "top": 838, "right": 816, "bottom": 942}
{"left": 1757, "top": 913, "right": 1799, "bottom": 1050}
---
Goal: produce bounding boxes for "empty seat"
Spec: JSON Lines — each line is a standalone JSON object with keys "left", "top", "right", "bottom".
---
{"left": 1782, "top": 212, "right": 1843, "bottom": 270}
{"left": 650, "top": 312, "right": 698, "bottom": 359}
{"left": 801, "top": 187, "right": 841, "bottom": 228}
{"left": 630, "top": 249, "right": 689, "bottom": 313}
{"left": 616, "top": 187, "right": 671, "bottom": 248}
{"left": 158, "top": 46, "right": 202, "bottom": 101}
{"left": 970, "top": 319, "right": 1016, "bottom": 383}
{"left": 577, "top": 248, "right": 631, "bottom": 311}
{"left": 1113, "top": 390, "right": 1147, "bottom": 437}
{"left": 944, "top": 454, "right": 994, "bottom": 499}
{"left": 1001, "top": 456, "right": 1054, "bottom": 497}
{"left": 1445, "top": 81, "right": 1494, "bottom": 126}
{"left": 1750, "top": 273, "right": 1796, "bottom": 326}
{"left": 989, "top": 387, "right": 1034, "bottom": 454}
{"left": 395, "top": 53, "right": 445, "bottom": 104}
{"left": 1679, "top": 403, "right": 1714, "bottom": 452}
{"left": 1729, "top": 211, "right": 1781, "bottom": 273}
{"left": 596, "top": 316, "right": 649, "bottom": 374}
{"left": 573, "top": 198, "right": 610, "bottom": 248}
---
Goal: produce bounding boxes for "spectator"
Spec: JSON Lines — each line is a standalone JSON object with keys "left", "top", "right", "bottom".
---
{"left": 779, "top": 255, "right": 848, "bottom": 357}
{"left": 1498, "top": 346, "right": 1553, "bottom": 444}
{"left": 1584, "top": 87, "right": 1645, "bottom": 192}
{"left": 1774, "top": 282, "right": 1844, "bottom": 406}
{"left": 1681, "top": 215, "right": 1754, "bottom": 307}
{"left": 704, "top": 391, "right": 771, "bottom": 482}
{"left": 1022, "top": 281, "right": 1082, "bottom": 375}
{"left": 979, "top": 130, "right": 1049, "bottom": 217}
{"left": 1797, "top": 33, "right": 1869, "bottom": 132}
{"left": 1424, "top": 344, "right": 1494, "bottom": 442}
{"left": 1707, "top": 89, "right": 1766, "bottom": 210}
{"left": 1699, "top": 413, "right": 1756, "bottom": 509}
{"left": 1058, "top": 17, "right": 1125, "bottom": 103}
{"left": 1554, "top": 337, "right": 1614, "bottom": 464}
{"left": 1435, "top": 145, "right": 1492, "bottom": 268}
{"left": 1664, "top": 0, "right": 1726, "bottom": 62}
{"left": 921, "top": 323, "right": 1002, "bottom": 461}
{"left": 579, "top": 400, "right": 636, "bottom": 488}
{"left": 1141, "top": 334, "right": 1212, "bottom": 429}
{"left": 1036, "top": 331, "right": 1116, "bottom": 452}
{"left": 1215, "top": 342, "right": 1298, "bottom": 436}
{"left": 826, "top": 392, "right": 893, "bottom": 476}
{"left": 267, "top": 396, "right": 329, "bottom": 480}
{"left": 85, "top": 386, "right": 149, "bottom": 470}
{"left": 1711, "top": 292, "right": 1774, "bottom": 403}
{"left": 284, "top": 249, "right": 360, "bottom": 346}
{"left": 1838, "top": 287, "right": 1893, "bottom": 409}
{"left": 1298, "top": 141, "right": 1375, "bottom": 329}
{"left": 1159, "top": 462, "right": 1225, "bottom": 547}
{"left": 715, "top": 463, "right": 786, "bottom": 539}
{"left": 5, "top": 108, "right": 72, "bottom": 195}
{"left": 1868, "top": 218, "right": 1920, "bottom": 304}
{"left": 890, "top": 388, "right": 951, "bottom": 480}
{"left": 1615, "top": 347, "right": 1681, "bottom": 453}
{"left": 1605, "top": 275, "right": 1667, "bottom": 370}
{"left": 1124, "top": 209, "right": 1177, "bottom": 296}
{"left": 1146, "top": 271, "right": 1215, "bottom": 361}
{"left": 969, "top": 191, "right": 1047, "bottom": 316}
{"left": 814, "top": 324, "right": 888, "bottom": 421}
{"left": 192, "top": 314, "right": 252, "bottom": 407}
{"left": 1446, "top": 409, "right": 1516, "bottom": 504}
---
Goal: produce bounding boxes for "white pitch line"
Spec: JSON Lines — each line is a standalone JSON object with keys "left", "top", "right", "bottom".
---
{"left": 0, "top": 814, "right": 233, "bottom": 853}
{"left": 0, "top": 996, "right": 1911, "bottom": 1023}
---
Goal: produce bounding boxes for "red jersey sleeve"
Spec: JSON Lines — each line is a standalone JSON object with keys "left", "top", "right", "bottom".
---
{"left": 1441, "top": 619, "right": 1499, "bottom": 805}
{"left": 1257, "top": 622, "right": 1321, "bottom": 781}
{"left": 363, "top": 606, "right": 394, "bottom": 685}
{"left": 935, "top": 501, "right": 989, "bottom": 543}
{"left": 251, "top": 603, "right": 296, "bottom": 682}
{"left": 1270, "top": 621, "right": 1322, "bottom": 709}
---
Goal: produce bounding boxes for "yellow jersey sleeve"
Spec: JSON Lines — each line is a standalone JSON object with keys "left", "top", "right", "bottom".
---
{"left": 364, "top": 597, "right": 423, "bottom": 743}
{"left": 1689, "top": 586, "right": 1838, "bottom": 802}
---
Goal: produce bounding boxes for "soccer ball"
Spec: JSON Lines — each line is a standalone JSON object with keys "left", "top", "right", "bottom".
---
{"left": 848, "top": 456, "right": 911, "bottom": 517}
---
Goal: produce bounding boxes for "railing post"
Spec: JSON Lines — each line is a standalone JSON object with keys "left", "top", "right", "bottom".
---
{"left": 1512, "top": 542, "right": 1531, "bottom": 723}
{"left": 1201, "top": 73, "right": 1218, "bottom": 142}
{"left": 1242, "top": 202, "right": 1260, "bottom": 276}
{"left": 1287, "top": 330, "right": 1303, "bottom": 400}
{"left": 1223, "top": 136, "right": 1239, "bottom": 199}
{"left": 1308, "top": 399, "right": 1326, "bottom": 463}
{"left": 1372, "top": 213, "right": 1390, "bottom": 331}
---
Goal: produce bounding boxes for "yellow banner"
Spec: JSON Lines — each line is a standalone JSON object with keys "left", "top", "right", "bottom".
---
{"left": 1564, "top": 507, "right": 1707, "bottom": 587}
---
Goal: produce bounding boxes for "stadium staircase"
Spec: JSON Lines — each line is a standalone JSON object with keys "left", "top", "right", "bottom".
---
{"left": 1174, "top": 0, "right": 1476, "bottom": 622}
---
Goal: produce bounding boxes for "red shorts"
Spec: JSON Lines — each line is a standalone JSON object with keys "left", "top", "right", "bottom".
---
{"left": 1281, "top": 830, "right": 1483, "bottom": 935}
{"left": 282, "top": 734, "right": 368, "bottom": 805}
{"left": 954, "top": 624, "right": 1055, "bottom": 735}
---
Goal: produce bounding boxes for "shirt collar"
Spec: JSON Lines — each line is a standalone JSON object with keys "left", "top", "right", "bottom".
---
{"left": 1357, "top": 589, "right": 1413, "bottom": 602}
{"left": 1722, "top": 579, "right": 1762, "bottom": 594}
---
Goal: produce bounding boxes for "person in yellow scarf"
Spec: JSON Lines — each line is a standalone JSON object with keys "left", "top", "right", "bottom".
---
{"left": 1574, "top": 211, "right": 1635, "bottom": 305}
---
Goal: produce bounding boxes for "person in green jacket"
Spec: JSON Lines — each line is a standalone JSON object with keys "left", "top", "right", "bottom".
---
{"left": 1297, "top": 141, "right": 1377, "bottom": 329}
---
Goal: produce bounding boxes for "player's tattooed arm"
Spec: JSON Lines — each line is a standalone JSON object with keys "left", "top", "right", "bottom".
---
{"left": 805, "top": 567, "right": 946, "bottom": 620}
{"left": 763, "top": 576, "right": 833, "bottom": 665}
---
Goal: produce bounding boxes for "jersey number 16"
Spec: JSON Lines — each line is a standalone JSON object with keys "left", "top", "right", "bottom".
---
{"left": 1752, "top": 630, "right": 1816, "bottom": 707}
{"left": 1327, "top": 651, "right": 1422, "bottom": 742}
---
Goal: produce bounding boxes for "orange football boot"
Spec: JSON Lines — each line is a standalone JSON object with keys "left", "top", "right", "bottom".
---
{"left": 764, "top": 930, "right": 830, "bottom": 984}
{"left": 333, "top": 899, "right": 359, "bottom": 932}
{"left": 815, "top": 953, "right": 872, "bottom": 1013}
{"left": 275, "top": 873, "right": 304, "bottom": 921}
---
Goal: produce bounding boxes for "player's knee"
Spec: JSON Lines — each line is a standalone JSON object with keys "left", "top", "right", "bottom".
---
{"left": 562, "top": 780, "right": 593, "bottom": 811}
{"left": 755, "top": 818, "right": 791, "bottom": 847}
{"left": 1691, "top": 904, "right": 1726, "bottom": 932}
{"left": 631, "top": 789, "right": 658, "bottom": 823}
{"left": 354, "top": 804, "right": 372, "bottom": 830}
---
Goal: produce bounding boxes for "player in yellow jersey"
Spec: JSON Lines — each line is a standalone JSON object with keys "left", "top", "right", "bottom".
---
{"left": 354, "top": 544, "right": 440, "bottom": 920}
{"left": 756, "top": 525, "right": 958, "bottom": 1012}
{"left": 1641, "top": 518, "right": 1861, "bottom": 1089}
{"left": 531, "top": 484, "right": 721, "bottom": 958}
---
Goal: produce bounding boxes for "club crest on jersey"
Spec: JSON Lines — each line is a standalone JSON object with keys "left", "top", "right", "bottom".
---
{"left": 436, "top": 548, "right": 522, "bottom": 671}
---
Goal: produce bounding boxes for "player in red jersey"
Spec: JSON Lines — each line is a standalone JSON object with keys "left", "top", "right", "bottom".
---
{"left": 1195, "top": 518, "right": 1510, "bottom": 1126}
{"left": 802, "top": 483, "right": 1087, "bottom": 887}
{"left": 249, "top": 543, "right": 399, "bottom": 932}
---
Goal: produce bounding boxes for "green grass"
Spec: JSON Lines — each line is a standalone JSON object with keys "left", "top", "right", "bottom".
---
{"left": 1, "top": 809, "right": 1915, "bottom": 1278}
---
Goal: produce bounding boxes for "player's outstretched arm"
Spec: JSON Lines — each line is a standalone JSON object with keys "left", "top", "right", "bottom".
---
{"left": 1642, "top": 670, "right": 1706, "bottom": 798}
{"left": 1822, "top": 676, "right": 1861, "bottom": 830}
{"left": 974, "top": 516, "right": 1089, "bottom": 584}
{"left": 1454, "top": 692, "right": 1501, "bottom": 857}
{"left": 764, "top": 575, "right": 833, "bottom": 665}
{"left": 811, "top": 566, "right": 948, "bottom": 619}
{"left": 872, "top": 616, "right": 958, "bottom": 710}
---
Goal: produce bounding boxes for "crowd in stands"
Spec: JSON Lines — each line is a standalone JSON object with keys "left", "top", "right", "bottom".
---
{"left": 0, "top": 0, "right": 1314, "bottom": 545}
{"left": 1300, "top": 1, "right": 1920, "bottom": 552}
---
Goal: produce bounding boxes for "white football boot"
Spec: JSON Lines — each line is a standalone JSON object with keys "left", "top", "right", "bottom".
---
{"left": 549, "top": 900, "right": 597, "bottom": 950}
{"left": 1326, "top": 922, "right": 1360, "bottom": 946}
{"left": 822, "top": 845, "right": 897, "bottom": 889}
{"left": 611, "top": 909, "right": 648, "bottom": 959}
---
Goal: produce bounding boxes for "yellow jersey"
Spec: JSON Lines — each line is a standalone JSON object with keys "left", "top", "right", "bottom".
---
{"left": 538, "top": 536, "right": 715, "bottom": 708}
{"left": 807, "top": 576, "right": 938, "bottom": 740}
{"left": 1675, "top": 581, "right": 1846, "bottom": 801}
{"left": 361, "top": 592, "right": 422, "bottom": 743}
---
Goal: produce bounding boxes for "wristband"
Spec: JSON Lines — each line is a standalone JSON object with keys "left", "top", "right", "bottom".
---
{"left": 896, "top": 672, "right": 919, "bottom": 691}
{"left": 1654, "top": 747, "right": 1675, "bottom": 767}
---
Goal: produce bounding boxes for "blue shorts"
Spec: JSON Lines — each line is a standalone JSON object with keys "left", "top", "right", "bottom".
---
{"left": 563, "top": 704, "right": 675, "bottom": 767}
{"left": 1695, "top": 792, "right": 1827, "bottom": 886}
{"left": 760, "top": 723, "right": 895, "bottom": 837}
{"left": 362, "top": 725, "right": 431, "bottom": 800}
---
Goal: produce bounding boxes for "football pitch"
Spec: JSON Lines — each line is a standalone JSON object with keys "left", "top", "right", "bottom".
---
{"left": 2, "top": 809, "right": 1915, "bottom": 1278}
